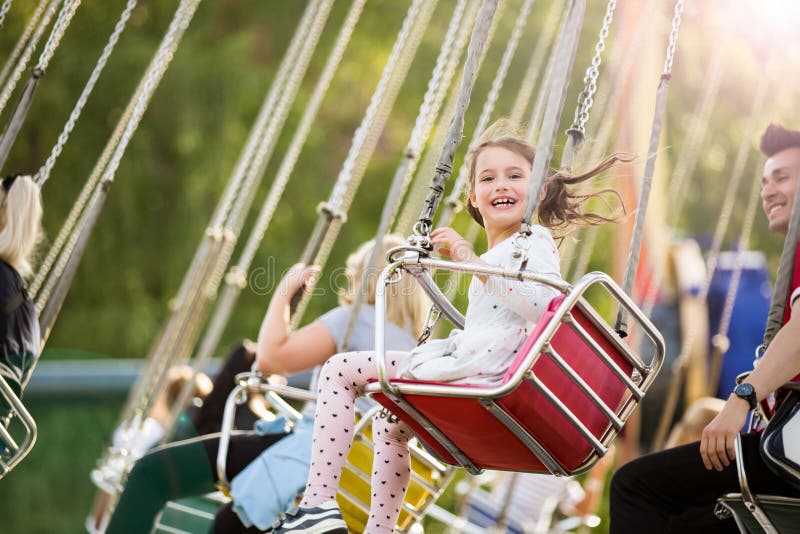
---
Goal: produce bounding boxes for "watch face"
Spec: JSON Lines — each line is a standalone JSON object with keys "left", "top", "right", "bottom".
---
{"left": 736, "top": 383, "right": 755, "bottom": 396}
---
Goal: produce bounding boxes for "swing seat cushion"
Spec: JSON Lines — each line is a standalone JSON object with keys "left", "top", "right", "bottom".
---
{"left": 369, "top": 296, "right": 635, "bottom": 474}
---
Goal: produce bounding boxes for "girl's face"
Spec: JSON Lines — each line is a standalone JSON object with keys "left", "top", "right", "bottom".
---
{"left": 469, "top": 145, "right": 531, "bottom": 245}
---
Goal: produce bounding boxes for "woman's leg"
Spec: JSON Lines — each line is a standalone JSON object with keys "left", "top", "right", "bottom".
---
{"left": 106, "top": 431, "right": 286, "bottom": 534}
{"left": 299, "top": 351, "right": 406, "bottom": 508}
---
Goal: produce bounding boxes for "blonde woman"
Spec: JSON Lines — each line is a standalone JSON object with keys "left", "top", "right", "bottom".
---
{"left": 105, "top": 235, "right": 429, "bottom": 534}
{"left": 0, "top": 174, "right": 42, "bottom": 422}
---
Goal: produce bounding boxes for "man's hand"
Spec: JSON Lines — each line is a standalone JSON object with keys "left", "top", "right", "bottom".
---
{"left": 699, "top": 395, "right": 750, "bottom": 471}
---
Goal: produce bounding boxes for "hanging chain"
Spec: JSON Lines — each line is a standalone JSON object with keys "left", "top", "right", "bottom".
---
{"left": 663, "top": 0, "right": 684, "bottom": 76}
{"left": 0, "top": 0, "right": 12, "bottom": 27}
{"left": 35, "top": 0, "right": 202, "bottom": 311}
{"left": 569, "top": 0, "right": 616, "bottom": 135}
{"left": 35, "top": 0, "right": 138, "bottom": 187}
{"left": 35, "top": 0, "right": 81, "bottom": 72}
{"left": 0, "top": 0, "right": 48, "bottom": 90}
{"left": 0, "top": 0, "right": 59, "bottom": 115}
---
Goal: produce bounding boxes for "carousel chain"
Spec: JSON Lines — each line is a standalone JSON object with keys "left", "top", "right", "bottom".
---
{"left": 157, "top": 0, "right": 336, "bottom": 435}
{"left": 412, "top": 0, "right": 500, "bottom": 242}
{"left": 34, "top": 0, "right": 202, "bottom": 314}
{"left": 393, "top": 0, "right": 500, "bottom": 234}
{"left": 34, "top": 0, "right": 80, "bottom": 72}
{"left": 615, "top": 0, "right": 685, "bottom": 334}
{"left": 0, "top": 0, "right": 48, "bottom": 89}
{"left": 35, "top": 0, "right": 139, "bottom": 187}
{"left": 340, "top": 0, "right": 475, "bottom": 351}
{"left": 0, "top": 0, "right": 12, "bottom": 27}
{"left": 292, "top": 0, "right": 437, "bottom": 329}
{"left": 0, "top": 0, "right": 59, "bottom": 115}
{"left": 209, "top": 0, "right": 324, "bottom": 233}
{"left": 569, "top": 0, "right": 616, "bottom": 136}
{"left": 440, "top": 0, "right": 533, "bottom": 226}
{"left": 521, "top": 0, "right": 585, "bottom": 235}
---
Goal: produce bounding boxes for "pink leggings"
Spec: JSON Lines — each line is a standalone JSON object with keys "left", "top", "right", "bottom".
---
{"left": 300, "top": 350, "right": 411, "bottom": 533}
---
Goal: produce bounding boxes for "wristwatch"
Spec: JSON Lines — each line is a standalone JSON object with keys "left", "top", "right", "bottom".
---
{"left": 733, "top": 383, "right": 757, "bottom": 410}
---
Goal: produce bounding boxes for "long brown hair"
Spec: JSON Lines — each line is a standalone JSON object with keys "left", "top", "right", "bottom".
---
{"left": 466, "top": 120, "right": 626, "bottom": 238}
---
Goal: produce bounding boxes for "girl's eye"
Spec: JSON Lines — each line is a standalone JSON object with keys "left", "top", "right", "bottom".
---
{"left": 480, "top": 175, "right": 493, "bottom": 182}
{"left": 510, "top": 173, "right": 522, "bottom": 179}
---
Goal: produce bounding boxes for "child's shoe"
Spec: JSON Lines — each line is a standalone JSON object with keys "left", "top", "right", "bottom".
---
{"left": 270, "top": 500, "right": 347, "bottom": 533}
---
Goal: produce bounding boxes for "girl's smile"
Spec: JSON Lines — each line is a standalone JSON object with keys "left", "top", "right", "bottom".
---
{"left": 470, "top": 146, "right": 530, "bottom": 245}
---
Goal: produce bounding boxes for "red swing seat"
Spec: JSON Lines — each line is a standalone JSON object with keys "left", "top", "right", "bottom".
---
{"left": 364, "top": 262, "right": 664, "bottom": 477}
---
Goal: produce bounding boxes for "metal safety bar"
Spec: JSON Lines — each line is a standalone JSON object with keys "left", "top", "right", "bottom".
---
{"left": 215, "top": 371, "right": 315, "bottom": 492}
{"left": 0, "top": 374, "right": 37, "bottom": 479}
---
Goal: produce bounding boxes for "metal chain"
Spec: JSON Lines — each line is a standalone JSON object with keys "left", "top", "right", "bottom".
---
{"left": 393, "top": 0, "right": 501, "bottom": 234}
{"left": 340, "top": 0, "right": 474, "bottom": 350}
{"left": 663, "top": 0, "right": 683, "bottom": 76}
{"left": 30, "top": 75, "right": 141, "bottom": 299}
{"left": 0, "top": 0, "right": 48, "bottom": 89}
{"left": 569, "top": 0, "right": 616, "bottom": 135}
{"left": 206, "top": 0, "right": 334, "bottom": 297}
{"left": 521, "top": 0, "right": 585, "bottom": 234}
{"left": 0, "top": 0, "right": 59, "bottom": 115}
{"left": 35, "top": 0, "right": 80, "bottom": 71}
{"left": 157, "top": 0, "right": 334, "bottom": 436}
{"left": 235, "top": 0, "right": 366, "bottom": 275}
{"left": 123, "top": 0, "right": 326, "bottom": 432}
{"left": 0, "top": 0, "right": 12, "bottom": 27}
{"left": 35, "top": 0, "right": 138, "bottom": 187}
{"left": 615, "top": 0, "right": 685, "bottom": 334}
{"left": 439, "top": 0, "right": 532, "bottom": 227}
{"left": 292, "top": 0, "right": 437, "bottom": 328}
{"left": 328, "top": 0, "right": 430, "bottom": 212}
{"left": 35, "top": 0, "right": 201, "bottom": 311}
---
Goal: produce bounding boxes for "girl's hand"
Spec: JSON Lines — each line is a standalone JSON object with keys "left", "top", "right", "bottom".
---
{"left": 699, "top": 396, "right": 750, "bottom": 471}
{"left": 281, "top": 263, "right": 321, "bottom": 295}
{"left": 431, "top": 227, "right": 477, "bottom": 263}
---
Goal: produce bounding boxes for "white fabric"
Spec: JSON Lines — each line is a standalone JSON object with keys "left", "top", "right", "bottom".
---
{"left": 467, "top": 472, "right": 585, "bottom": 532}
{"left": 399, "top": 228, "right": 561, "bottom": 385}
{"left": 111, "top": 415, "right": 165, "bottom": 458}
{"left": 782, "top": 409, "right": 800, "bottom": 464}
{"left": 790, "top": 286, "right": 800, "bottom": 310}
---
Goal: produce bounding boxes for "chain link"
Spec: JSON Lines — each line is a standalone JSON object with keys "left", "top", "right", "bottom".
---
{"left": 570, "top": 0, "right": 616, "bottom": 134}
{"left": 35, "top": 0, "right": 81, "bottom": 71}
{"left": 663, "top": 0, "right": 684, "bottom": 75}
{"left": 0, "top": 0, "right": 59, "bottom": 115}
{"left": 35, "top": 0, "right": 138, "bottom": 187}
{"left": 0, "top": 0, "right": 12, "bottom": 27}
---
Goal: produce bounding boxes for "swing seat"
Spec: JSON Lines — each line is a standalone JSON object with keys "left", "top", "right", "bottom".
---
{"left": 714, "top": 426, "right": 800, "bottom": 532}
{"left": 365, "top": 259, "right": 665, "bottom": 477}
{"left": 0, "top": 370, "right": 37, "bottom": 479}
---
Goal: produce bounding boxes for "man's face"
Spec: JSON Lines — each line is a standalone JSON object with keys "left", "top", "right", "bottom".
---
{"left": 761, "top": 147, "right": 800, "bottom": 235}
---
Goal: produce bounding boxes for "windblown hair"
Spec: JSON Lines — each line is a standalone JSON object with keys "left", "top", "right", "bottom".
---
{"left": 0, "top": 174, "right": 43, "bottom": 278}
{"left": 466, "top": 119, "right": 625, "bottom": 238}
{"left": 759, "top": 123, "right": 800, "bottom": 158}
{"left": 338, "top": 234, "right": 430, "bottom": 336}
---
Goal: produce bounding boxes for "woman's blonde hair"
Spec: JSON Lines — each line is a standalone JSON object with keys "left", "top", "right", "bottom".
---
{"left": 339, "top": 234, "right": 430, "bottom": 336}
{"left": 0, "top": 174, "right": 43, "bottom": 278}
{"left": 466, "top": 119, "right": 625, "bottom": 238}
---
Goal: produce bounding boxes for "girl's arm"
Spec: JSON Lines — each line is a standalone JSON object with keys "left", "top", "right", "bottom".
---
{"left": 700, "top": 301, "right": 800, "bottom": 471}
{"left": 431, "top": 227, "right": 561, "bottom": 321}
{"left": 255, "top": 263, "right": 337, "bottom": 376}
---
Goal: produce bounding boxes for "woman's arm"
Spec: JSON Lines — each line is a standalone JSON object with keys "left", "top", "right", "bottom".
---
{"left": 700, "top": 303, "right": 800, "bottom": 471}
{"left": 254, "top": 263, "right": 337, "bottom": 376}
